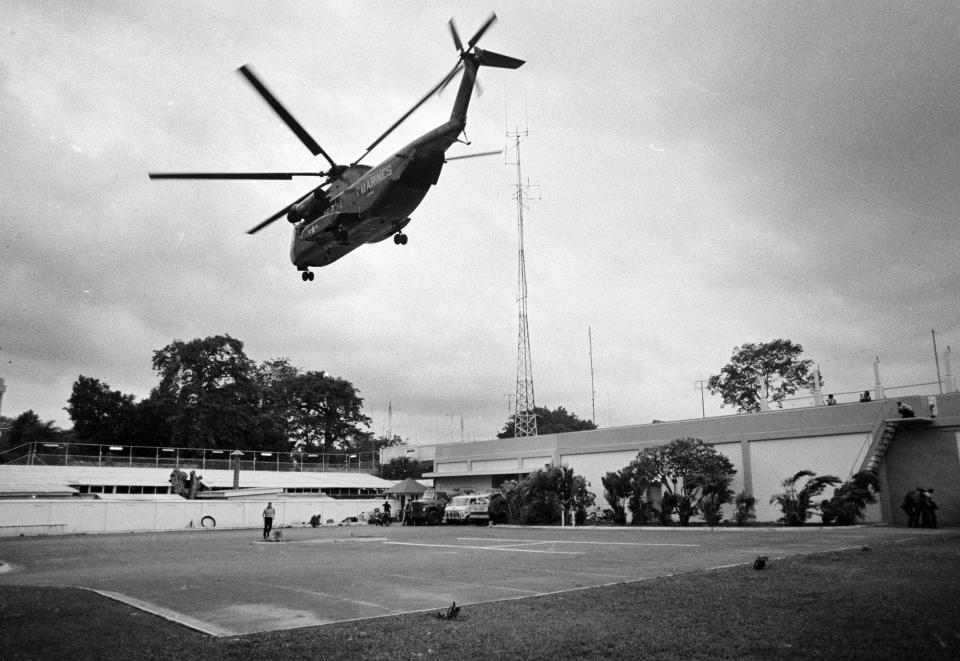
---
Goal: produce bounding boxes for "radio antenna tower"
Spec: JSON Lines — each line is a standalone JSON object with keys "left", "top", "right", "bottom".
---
{"left": 508, "top": 126, "right": 537, "bottom": 437}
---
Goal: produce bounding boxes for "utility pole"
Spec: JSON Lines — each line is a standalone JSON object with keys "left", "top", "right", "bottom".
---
{"left": 932, "top": 329, "right": 943, "bottom": 394}
{"left": 694, "top": 380, "right": 708, "bottom": 418}
{"left": 508, "top": 126, "right": 536, "bottom": 437}
{"left": 589, "top": 327, "right": 597, "bottom": 425}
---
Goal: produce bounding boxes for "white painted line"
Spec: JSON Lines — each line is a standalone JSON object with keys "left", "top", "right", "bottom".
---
{"left": 384, "top": 541, "right": 582, "bottom": 555}
{"left": 708, "top": 562, "right": 752, "bottom": 570}
{"left": 381, "top": 572, "right": 539, "bottom": 595}
{"left": 249, "top": 581, "right": 395, "bottom": 613}
{"left": 283, "top": 537, "right": 389, "bottom": 545}
{"left": 86, "top": 588, "right": 237, "bottom": 637}
{"left": 458, "top": 537, "right": 701, "bottom": 548}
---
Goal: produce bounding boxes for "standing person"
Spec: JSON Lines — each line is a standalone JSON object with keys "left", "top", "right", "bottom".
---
{"left": 920, "top": 489, "right": 938, "bottom": 529}
{"left": 262, "top": 502, "right": 276, "bottom": 540}
{"left": 382, "top": 500, "right": 392, "bottom": 522}
{"left": 901, "top": 489, "right": 922, "bottom": 527}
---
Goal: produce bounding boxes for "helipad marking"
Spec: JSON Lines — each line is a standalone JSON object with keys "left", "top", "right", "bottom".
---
{"left": 87, "top": 589, "right": 237, "bottom": 637}
{"left": 458, "top": 537, "right": 701, "bottom": 547}
{"left": 249, "top": 581, "right": 395, "bottom": 612}
{"left": 384, "top": 541, "right": 582, "bottom": 555}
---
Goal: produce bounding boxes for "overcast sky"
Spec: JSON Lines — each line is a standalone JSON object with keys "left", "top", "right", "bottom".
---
{"left": 1, "top": 1, "right": 958, "bottom": 445}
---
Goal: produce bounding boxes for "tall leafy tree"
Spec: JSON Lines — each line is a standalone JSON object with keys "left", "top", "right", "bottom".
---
{"left": 150, "top": 335, "right": 263, "bottom": 449}
{"left": 497, "top": 405, "right": 596, "bottom": 438}
{"left": 66, "top": 376, "right": 139, "bottom": 446}
{"left": 284, "top": 371, "right": 372, "bottom": 452}
{"left": 1, "top": 410, "right": 62, "bottom": 448}
{"left": 707, "top": 339, "right": 817, "bottom": 413}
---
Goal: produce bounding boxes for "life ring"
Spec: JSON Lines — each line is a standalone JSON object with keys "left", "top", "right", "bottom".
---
{"left": 200, "top": 515, "right": 216, "bottom": 528}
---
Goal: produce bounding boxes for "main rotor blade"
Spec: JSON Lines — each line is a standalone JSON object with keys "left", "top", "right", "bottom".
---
{"left": 445, "top": 149, "right": 502, "bottom": 162}
{"left": 438, "top": 62, "right": 464, "bottom": 94}
{"left": 356, "top": 62, "right": 462, "bottom": 164}
{"left": 237, "top": 65, "right": 337, "bottom": 169}
{"left": 448, "top": 18, "right": 463, "bottom": 52}
{"left": 467, "top": 13, "right": 497, "bottom": 49}
{"left": 246, "top": 188, "right": 317, "bottom": 235}
{"left": 149, "top": 172, "right": 324, "bottom": 180}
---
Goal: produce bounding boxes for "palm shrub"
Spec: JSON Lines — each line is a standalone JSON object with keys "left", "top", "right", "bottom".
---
{"left": 733, "top": 490, "right": 757, "bottom": 525}
{"left": 820, "top": 470, "right": 881, "bottom": 525}
{"left": 659, "top": 492, "right": 679, "bottom": 525}
{"left": 601, "top": 469, "right": 631, "bottom": 525}
{"left": 770, "top": 470, "right": 841, "bottom": 525}
{"left": 694, "top": 473, "right": 736, "bottom": 525}
{"left": 627, "top": 492, "right": 659, "bottom": 525}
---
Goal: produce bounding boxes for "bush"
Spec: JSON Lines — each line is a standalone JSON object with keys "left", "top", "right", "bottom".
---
{"left": 820, "top": 470, "right": 880, "bottom": 525}
{"left": 733, "top": 491, "right": 756, "bottom": 525}
{"left": 770, "top": 470, "right": 841, "bottom": 526}
{"left": 627, "top": 493, "right": 659, "bottom": 525}
{"left": 659, "top": 492, "right": 679, "bottom": 525}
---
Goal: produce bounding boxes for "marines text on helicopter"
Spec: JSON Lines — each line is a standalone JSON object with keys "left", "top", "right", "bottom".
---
{"left": 150, "top": 14, "right": 524, "bottom": 281}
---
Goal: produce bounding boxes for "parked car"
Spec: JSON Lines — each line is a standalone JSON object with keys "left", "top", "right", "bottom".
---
{"left": 443, "top": 492, "right": 500, "bottom": 525}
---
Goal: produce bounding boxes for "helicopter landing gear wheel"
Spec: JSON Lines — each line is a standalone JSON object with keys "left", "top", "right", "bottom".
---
{"left": 300, "top": 270, "right": 314, "bottom": 282}
{"left": 393, "top": 232, "right": 408, "bottom": 245}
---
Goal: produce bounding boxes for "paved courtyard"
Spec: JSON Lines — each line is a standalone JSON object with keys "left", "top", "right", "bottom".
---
{"left": 0, "top": 524, "right": 946, "bottom": 636}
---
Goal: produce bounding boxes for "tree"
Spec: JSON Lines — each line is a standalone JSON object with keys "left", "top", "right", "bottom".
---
{"left": 628, "top": 438, "right": 736, "bottom": 525}
{"left": 283, "top": 371, "right": 372, "bottom": 452}
{"left": 150, "top": 335, "right": 265, "bottom": 449}
{"left": 66, "top": 376, "right": 139, "bottom": 446}
{"left": 514, "top": 464, "right": 595, "bottom": 525}
{"left": 497, "top": 405, "right": 596, "bottom": 438}
{"left": 770, "top": 470, "right": 841, "bottom": 526}
{"left": 2, "top": 410, "right": 63, "bottom": 448}
{"left": 353, "top": 433, "right": 405, "bottom": 456}
{"left": 707, "top": 339, "right": 817, "bottom": 413}
{"left": 380, "top": 456, "right": 432, "bottom": 480}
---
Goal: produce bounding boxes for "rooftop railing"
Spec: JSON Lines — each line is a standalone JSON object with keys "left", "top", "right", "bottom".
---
{"left": 0, "top": 441, "right": 379, "bottom": 473}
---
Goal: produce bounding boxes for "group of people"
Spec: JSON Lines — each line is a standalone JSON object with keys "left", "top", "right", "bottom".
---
{"left": 263, "top": 500, "right": 397, "bottom": 536}
{"left": 901, "top": 488, "right": 938, "bottom": 528}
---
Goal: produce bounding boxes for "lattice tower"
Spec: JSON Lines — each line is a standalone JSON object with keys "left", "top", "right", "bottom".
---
{"left": 509, "top": 129, "right": 536, "bottom": 437}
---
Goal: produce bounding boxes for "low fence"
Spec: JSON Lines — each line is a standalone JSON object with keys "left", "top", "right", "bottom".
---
{"left": 0, "top": 496, "right": 400, "bottom": 537}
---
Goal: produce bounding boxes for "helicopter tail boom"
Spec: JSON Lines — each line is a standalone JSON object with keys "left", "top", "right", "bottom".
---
{"left": 449, "top": 48, "right": 524, "bottom": 126}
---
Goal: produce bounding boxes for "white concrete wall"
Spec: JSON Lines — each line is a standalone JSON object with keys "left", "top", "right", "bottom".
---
{"left": 749, "top": 432, "right": 879, "bottom": 522}
{"left": 559, "top": 450, "right": 639, "bottom": 511}
{"left": 562, "top": 444, "right": 749, "bottom": 521}
{"left": 473, "top": 458, "right": 521, "bottom": 472}
{"left": 0, "top": 497, "right": 401, "bottom": 537}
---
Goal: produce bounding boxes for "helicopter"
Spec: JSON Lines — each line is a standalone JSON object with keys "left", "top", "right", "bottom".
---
{"left": 149, "top": 14, "right": 524, "bottom": 281}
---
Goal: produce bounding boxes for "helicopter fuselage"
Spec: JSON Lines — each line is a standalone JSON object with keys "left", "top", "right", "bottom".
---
{"left": 149, "top": 15, "right": 523, "bottom": 280}
{"left": 291, "top": 119, "right": 463, "bottom": 269}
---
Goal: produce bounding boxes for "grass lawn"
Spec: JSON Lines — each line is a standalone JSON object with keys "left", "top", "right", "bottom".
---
{"left": 2, "top": 532, "right": 959, "bottom": 660}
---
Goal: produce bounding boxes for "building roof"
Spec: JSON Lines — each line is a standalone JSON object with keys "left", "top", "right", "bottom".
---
{"left": 0, "top": 465, "right": 393, "bottom": 491}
